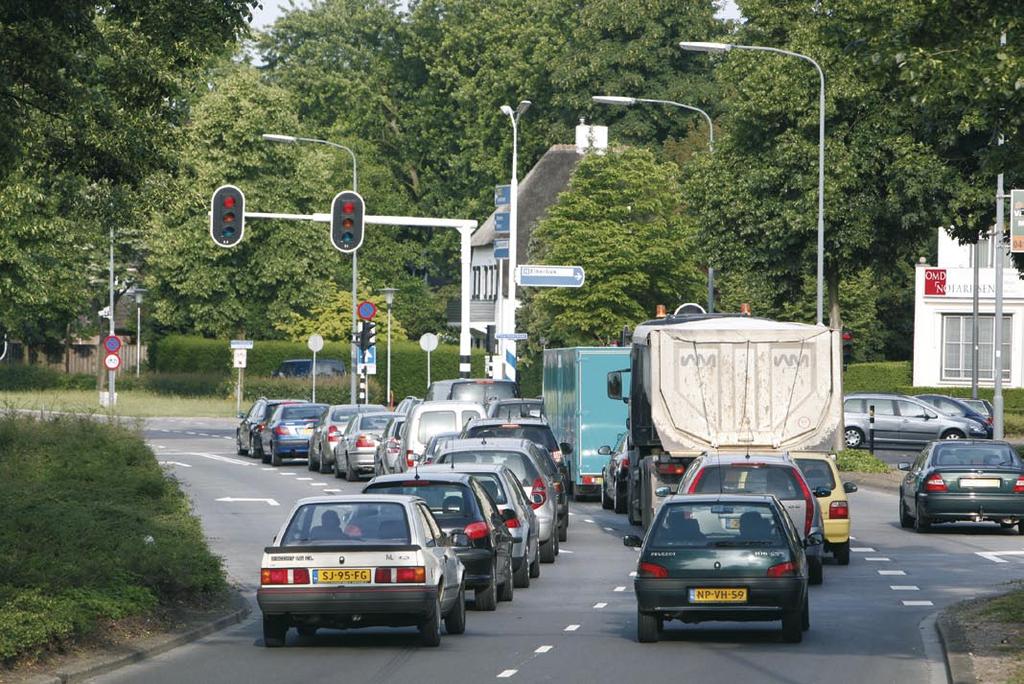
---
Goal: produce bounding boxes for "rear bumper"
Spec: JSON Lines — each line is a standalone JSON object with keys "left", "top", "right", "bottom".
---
{"left": 351, "top": 447, "right": 377, "bottom": 469}
{"left": 822, "top": 518, "right": 850, "bottom": 544}
{"left": 454, "top": 547, "right": 495, "bottom": 588}
{"left": 273, "top": 438, "right": 310, "bottom": 456}
{"left": 635, "top": 577, "right": 806, "bottom": 622}
{"left": 257, "top": 585, "right": 436, "bottom": 625}
{"left": 920, "top": 492, "right": 1024, "bottom": 520}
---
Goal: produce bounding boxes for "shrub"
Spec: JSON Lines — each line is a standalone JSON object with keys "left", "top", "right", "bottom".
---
{"left": 0, "top": 365, "right": 63, "bottom": 391}
{"left": 144, "top": 372, "right": 228, "bottom": 397}
{"left": 843, "top": 362, "right": 911, "bottom": 393}
{"left": 241, "top": 375, "right": 383, "bottom": 405}
{"left": 834, "top": 449, "right": 890, "bottom": 473}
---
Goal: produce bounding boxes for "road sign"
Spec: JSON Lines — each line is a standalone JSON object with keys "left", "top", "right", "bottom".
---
{"left": 357, "top": 300, "right": 378, "bottom": 321}
{"left": 494, "top": 238, "right": 509, "bottom": 260}
{"left": 494, "top": 211, "right": 510, "bottom": 234}
{"left": 1011, "top": 189, "right": 1024, "bottom": 253}
{"left": 358, "top": 345, "right": 377, "bottom": 375}
{"left": 496, "top": 332, "right": 528, "bottom": 341}
{"left": 307, "top": 334, "right": 324, "bottom": 353}
{"left": 103, "top": 353, "right": 121, "bottom": 370}
{"left": 419, "top": 333, "right": 439, "bottom": 352}
{"left": 103, "top": 335, "right": 122, "bottom": 353}
{"left": 233, "top": 349, "right": 247, "bottom": 369}
{"left": 494, "top": 184, "right": 511, "bottom": 206}
{"left": 515, "top": 265, "right": 586, "bottom": 288}
{"left": 229, "top": 339, "right": 254, "bottom": 350}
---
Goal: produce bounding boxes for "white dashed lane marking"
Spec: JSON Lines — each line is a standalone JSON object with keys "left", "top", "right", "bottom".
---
{"left": 865, "top": 557, "right": 890, "bottom": 562}
{"left": 878, "top": 570, "right": 906, "bottom": 576}
{"left": 296, "top": 478, "right": 313, "bottom": 481}
{"left": 584, "top": 519, "right": 595, "bottom": 523}
{"left": 497, "top": 670, "right": 517, "bottom": 678}
{"left": 629, "top": 572, "right": 637, "bottom": 577}
{"left": 262, "top": 468, "right": 274, "bottom": 471}
{"left": 564, "top": 625, "right": 580, "bottom": 632}
{"left": 535, "top": 645, "right": 553, "bottom": 654}
{"left": 614, "top": 586, "right": 626, "bottom": 592}
{"left": 890, "top": 586, "right": 919, "bottom": 591}
{"left": 280, "top": 472, "right": 295, "bottom": 476}
{"left": 850, "top": 547, "right": 876, "bottom": 552}
{"left": 310, "top": 483, "right": 328, "bottom": 487}
{"left": 593, "top": 602, "right": 607, "bottom": 609}
{"left": 902, "top": 600, "right": 934, "bottom": 607}
{"left": 324, "top": 489, "right": 341, "bottom": 493}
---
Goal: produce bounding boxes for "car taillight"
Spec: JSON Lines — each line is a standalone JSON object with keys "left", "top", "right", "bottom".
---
{"left": 503, "top": 511, "right": 520, "bottom": 528}
{"left": 829, "top": 501, "right": 849, "bottom": 520}
{"left": 375, "top": 567, "right": 426, "bottom": 583}
{"left": 925, "top": 474, "right": 947, "bottom": 493}
{"left": 530, "top": 478, "right": 548, "bottom": 509}
{"left": 261, "top": 568, "right": 309, "bottom": 585}
{"left": 552, "top": 480, "right": 563, "bottom": 494}
{"left": 987, "top": 416, "right": 994, "bottom": 425}
{"left": 637, "top": 561, "right": 669, "bottom": 578}
{"left": 292, "top": 568, "right": 310, "bottom": 584}
{"left": 1015, "top": 476, "right": 1024, "bottom": 494}
{"left": 621, "top": 458, "right": 630, "bottom": 468}
{"left": 464, "top": 521, "right": 489, "bottom": 540}
{"left": 273, "top": 426, "right": 289, "bottom": 436}
{"left": 794, "top": 470, "right": 815, "bottom": 535}
{"left": 356, "top": 434, "right": 375, "bottom": 448}
{"left": 657, "top": 463, "right": 686, "bottom": 476}
{"left": 406, "top": 449, "right": 415, "bottom": 467}
{"left": 767, "top": 561, "right": 798, "bottom": 577}
{"left": 256, "top": 422, "right": 266, "bottom": 432}
{"left": 327, "top": 425, "right": 340, "bottom": 443}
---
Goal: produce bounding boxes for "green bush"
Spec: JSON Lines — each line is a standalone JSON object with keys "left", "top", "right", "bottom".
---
{"left": 144, "top": 372, "right": 228, "bottom": 397}
{"left": 834, "top": 449, "right": 891, "bottom": 473}
{"left": 0, "top": 414, "right": 225, "bottom": 664}
{"left": 843, "top": 362, "right": 911, "bottom": 393}
{"left": 0, "top": 365, "right": 63, "bottom": 391}
{"left": 241, "top": 375, "right": 383, "bottom": 405}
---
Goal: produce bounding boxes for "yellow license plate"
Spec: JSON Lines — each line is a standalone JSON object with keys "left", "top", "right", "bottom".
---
{"left": 959, "top": 478, "right": 1000, "bottom": 488}
{"left": 314, "top": 568, "right": 371, "bottom": 584}
{"left": 689, "top": 587, "right": 748, "bottom": 603}
{"left": 301, "top": 428, "right": 313, "bottom": 436}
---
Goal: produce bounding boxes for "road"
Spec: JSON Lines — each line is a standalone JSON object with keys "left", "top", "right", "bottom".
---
{"left": 88, "top": 418, "right": 1024, "bottom": 683}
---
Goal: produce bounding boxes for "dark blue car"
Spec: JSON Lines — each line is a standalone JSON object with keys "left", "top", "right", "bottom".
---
{"left": 261, "top": 403, "right": 329, "bottom": 466}
{"left": 915, "top": 395, "right": 994, "bottom": 439}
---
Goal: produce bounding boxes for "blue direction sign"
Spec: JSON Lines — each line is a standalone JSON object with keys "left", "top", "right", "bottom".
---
{"left": 494, "top": 210, "right": 510, "bottom": 234}
{"left": 358, "top": 345, "right": 377, "bottom": 375}
{"left": 494, "top": 184, "right": 510, "bottom": 206}
{"left": 494, "top": 238, "right": 509, "bottom": 259}
{"left": 515, "top": 265, "right": 586, "bottom": 288}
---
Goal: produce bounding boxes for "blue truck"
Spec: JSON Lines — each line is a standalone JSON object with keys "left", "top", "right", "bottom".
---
{"left": 543, "top": 347, "right": 630, "bottom": 501}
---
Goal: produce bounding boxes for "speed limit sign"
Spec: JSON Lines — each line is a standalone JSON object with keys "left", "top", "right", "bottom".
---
{"left": 104, "top": 353, "right": 121, "bottom": 371}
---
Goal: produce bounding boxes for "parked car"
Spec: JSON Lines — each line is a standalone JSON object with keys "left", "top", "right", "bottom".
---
{"left": 375, "top": 416, "right": 407, "bottom": 476}
{"left": 257, "top": 494, "right": 466, "bottom": 647}
{"left": 308, "top": 404, "right": 386, "bottom": 474}
{"left": 364, "top": 471, "right": 516, "bottom": 610}
{"left": 433, "top": 438, "right": 561, "bottom": 563}
{"left": 624, "top": 494, "right": 813, "bottom": 643}
{"left": 600, "top": 433, "right": 629, "bottom": 514}
{"left": 261, "top": 403, "right": 329, "bottom": 466}
{"left": 486, "top": 398, "right": 545, "bottom": 420}
{"left": 677, "top": 453, "right": 827, "bottom": 585}
{"left": 915, "top": 394, "right": 994, "bottom": 438}
{"left": 962, "top": 398, "right": 995, "bottom": 425}
{"left": 394, "top": 396, "right": 421, "bottom": 415}
{"left": 237, "top": 398, "right": 308, "bottom": 460}
{"left": 272, "top": 358, "right": 346, "bottom": 378}
{"left": 422, "top": 431, "right": 461, "bottom": 464}
{"left": 844, "top": 393, "right": 990, "bottom": 449}
{"left": 898, "top": 440, "right": 1024, "bottom": 533}
{"left": 794, "top": 454, "right": 858, "bottom": 565}
{"left": 424, "top": 378, "right": 519, "bottom": 405}
{"left": 334, "top": 412, "right": 396, "bottom": 481}
{"left": 399, "top": 400, "right": 486, "bottom": 468}
{"left": 421, "top": 463, "right": 540, "bottom": 587}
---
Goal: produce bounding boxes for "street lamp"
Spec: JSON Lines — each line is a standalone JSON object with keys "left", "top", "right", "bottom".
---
{"left": 131, "top": 287, "right": 146, "bottom": 377}
{"left": 680, "top": 41, "right": 826, "bottom": 325}
{"left": 498, "top": 100, "right": 531, "bottom": 381}
{"left": 380, "top": 287, "right": 398, "bottom": 408}
{"left": 262, "top": 133, "right": 360, "bottom": 401}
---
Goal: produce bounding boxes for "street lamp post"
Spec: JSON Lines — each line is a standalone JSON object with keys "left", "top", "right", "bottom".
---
{"left": 132, "top": 288, "right": 146, "bottom": 377}
{"left": 498, "top": 100, "right": 531, "bottom": 381}
{"left": 107, "top": 225, "right": 116, "bottom": 408}
{"left": 262, "top": 133, "right": 360, "bottom": 401}
{"left": 679, "top": 41, "right": 826, "bottom": 326}
{"left": 592, "top": 94, "right": 716, "bottom": 309}
{"left": 381, "top": 287, "right": 397, "bottom": 408}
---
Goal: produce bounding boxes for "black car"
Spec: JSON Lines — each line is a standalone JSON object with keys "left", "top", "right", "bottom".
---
{"left": 363, "top": 472, "right": 516, "bottom": 610}
{"left": 915, "top": 394, "right": 994, "bottom": 439}
{"left": 600, "top": 433, "right": 629, "bottom": 514}
{"left": 237, "top": 398, "right": 308, "bottom": 459}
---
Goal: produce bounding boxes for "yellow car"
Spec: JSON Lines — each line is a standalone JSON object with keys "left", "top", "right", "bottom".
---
{"left": 794, "top": 454, "right": 857, "bottom": 565}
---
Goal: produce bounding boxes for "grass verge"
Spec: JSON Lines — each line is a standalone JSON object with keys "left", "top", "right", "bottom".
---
{"left": 952, "top": 585, "right": 1024, "bottom": 684}
{"left": 0, "top": 413, "right": 225, "bottom": 666}
{"left": 0, "top": 390, "right": 237, "bottom": 418}
{"left": 834, "top": 449, "right": 890, "bottom": 473}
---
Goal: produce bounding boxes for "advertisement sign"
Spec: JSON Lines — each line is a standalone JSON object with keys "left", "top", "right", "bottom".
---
{"left": 924, "top": 268, "right": 947, "bottom": 296}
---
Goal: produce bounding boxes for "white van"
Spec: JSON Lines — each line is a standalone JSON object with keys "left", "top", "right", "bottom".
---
{"left": 399, "top": 401, "right": 485, "bottom": 470}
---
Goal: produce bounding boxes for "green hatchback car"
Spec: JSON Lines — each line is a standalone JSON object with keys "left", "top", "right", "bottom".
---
{"left": 898, "top": 440, "right": 1024, "bottom": 533}
{"left": 624, "top": 494, "right": 815, "bottom": 643}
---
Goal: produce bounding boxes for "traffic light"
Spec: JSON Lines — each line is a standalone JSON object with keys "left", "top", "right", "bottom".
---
{"left": 210, "top": 185, "right": 245, "bottom": 247}
{"left": 359, "top": 321, "right": 377, "bottom": 352}
{"left": 842, "top": 331, "right": 853, "bottom": 368}
{"left": 331, "top": 190, "right": 365, "bottom": 253}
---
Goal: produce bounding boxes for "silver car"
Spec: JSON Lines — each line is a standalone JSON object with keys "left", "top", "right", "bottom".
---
{"left": 375, "top": 416, "right": 407, "bottom": 476}
{"left": 308, "top": 404, "right": 386, "bottom": 474}
{"left": 421, "top": 463, "right": 541, "bottom": 587}
{"left": 334, "top": 412, "right": 396, "bottom": 481}
{"left": 844, "top": 393, "right": 989, "bottom": 449}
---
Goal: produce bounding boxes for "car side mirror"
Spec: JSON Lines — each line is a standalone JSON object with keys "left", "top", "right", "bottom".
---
{"left": 607, "top": 370, "right": 623, "bottom": 400}
{"left": 560, "top": 442, "right": 573, "bottom": 456}
{"left": 501, "top": 508, "right": 517, "bottom": 523}
{"left": 655, "top": 486, "right": 670, "bottom": 498}
{"left": 804, "top": 532, "right": 824, "bottom": 547}
{"left": 843, "top": 481, "right": 858, "bottom": 494}
{"left": 898, "top": 462, "right": 911, "bottom": 471}
{"left": 598, "top": 445, "right": 611, "bottom": 456}
{"left": 813, "top": 486, "right": 831, "bottom": 498}
{"left": 623, "top": 534, "right": 642, "bottom": 548}
{"left": 449, "top": 531, "right": 470, "bottom": 547}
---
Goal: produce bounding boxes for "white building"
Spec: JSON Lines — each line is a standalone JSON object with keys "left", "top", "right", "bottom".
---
{"left": 913, "top": 228, "right": 1021, "bottom": 387}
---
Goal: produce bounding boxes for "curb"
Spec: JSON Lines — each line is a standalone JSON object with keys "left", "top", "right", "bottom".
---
{"left": 936, "top": 610, "right": 976, "bottom": 684}
{"left": 32, "top": 589, "right": 251, "bottom": 684}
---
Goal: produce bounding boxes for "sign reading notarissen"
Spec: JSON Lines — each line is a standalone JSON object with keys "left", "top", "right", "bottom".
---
{"left": 924, "top": 268, "right": 947, "bottom": 296}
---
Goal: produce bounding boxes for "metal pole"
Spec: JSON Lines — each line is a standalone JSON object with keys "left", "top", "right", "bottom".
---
{"left": 506, "top": 116, "right": 519, "bottom": 381}
{"left": 994, "top": 170, "right": 1005, "bottom": 439}
{"left": 312, "top": 349, "right": 317, "bottom": 403}
{"left": 136, "top": 301, "right": 141, "bottom": 377}
{"left": 458, "top": 226, "right": 472, "bottom": 378}
{"left": 494, "top": 264, "right": 503, "bottom": 379}
{"left": 351, "top": 252, "right": 358, "bottom": 402}
{"left": 816, "top": 60, "right": 825, "bottom": 326}
{"left": 427, "top": 349, "right": 432, "bottom": 388}
{"left": 972, "top": 231, "right": 981, "bottom": 399}
{"left": 707, "top": 267, "right": 715, "bottom": 313}
{"left": 236, "top": 367, "right": 242, "bottom": 417}
{"left": 108, "top": 225, "right": 115, "bottom": 409}
{"left": 387, "top": 302, "right": 392, "bottom": 407}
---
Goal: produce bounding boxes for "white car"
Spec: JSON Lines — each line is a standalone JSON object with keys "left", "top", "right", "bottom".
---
{"left": 257, "top": 495, "right": 467, "bottom": 647}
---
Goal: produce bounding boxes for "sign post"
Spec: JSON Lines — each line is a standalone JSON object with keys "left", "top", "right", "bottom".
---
{"left": 307, "top": 334, "right": 324, "bottom": 402}
{"left": 230, "top": 340, "right": 253, "bottom": 416}
{"left": 419, "top": 333, "right": 438, "bottom": 388}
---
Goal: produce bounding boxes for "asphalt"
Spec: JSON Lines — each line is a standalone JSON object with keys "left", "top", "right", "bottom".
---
{"left": 78, "top": 418, "right": 1024, "bottom": 683}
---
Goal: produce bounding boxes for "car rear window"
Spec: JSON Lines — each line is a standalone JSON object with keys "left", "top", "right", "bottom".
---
{"left": 281, "top": 502, "right": 410, "bottom": 546}
{"left": 364, "top": 482, "right": 481, "bottom": 528}
{"left": 331, "top": 408, "right": 359, "bottom": 422}
{"left": 932, "top": 444, "right": 1022, "bottom": 467}
{"left": 418, "top": 411, "right": 457, "bottom": 443}
{"left": 281, "top": 405, "right": 327, "bottom": 420}
{"left": 795, "top": 459, "right": 836, "bottom": 491}
{"left": 450, "top": 381, "right": 517, "bottom": 404}
{"left": 436, "top": 450, "right": 541, "bottom": 486}
{"left": 692, "top": 464, "right": 805, "bottom": 500}
{"left": 464, "top": 424, "right": 559, "bottom": 451}
{"left": 963, "top": 400, "right": 992, "bottom": 416}
{"left": 490, "top": 402, "right": 544, "bottom": 420}
{"left": 359, "top": 414, "right": 393, "bottom": 431}
{"left": 469, "top": 473, "right": 508, "bottom": 505}
{"left": 650, "top": 502, "right": 787, "bottom": 548}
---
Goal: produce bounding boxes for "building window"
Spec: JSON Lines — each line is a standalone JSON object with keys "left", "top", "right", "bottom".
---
{"left": 941, "top": 314, "right": 1011, "bottom": 381}
{"left": 472, "top": 267, "right": 480, "bottom": 300}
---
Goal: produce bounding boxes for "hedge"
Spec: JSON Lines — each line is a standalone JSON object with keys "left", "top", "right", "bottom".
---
{"left": 151, "top": 335, "right": 485, "bottom": 401}
{"left": 843, "top": 362, "right": 912, "bottom": 393}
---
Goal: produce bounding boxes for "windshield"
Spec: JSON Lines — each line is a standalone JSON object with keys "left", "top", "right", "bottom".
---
{"left": 417, "top": 411, "right": 457, "bottom": 443}
{"left": 436, "top": 451, "right": 540, "bottom": 486}
{"left": 464, "top": 424, "right": 558, "bottom": 451}
{"left": 692, "top": 464, "right": 805, "bottom": 500}
{"left": 649, "top": 502, "right": 787, "bottom": 548}
{"left": 795, "top": 459, "right": 836, "bottom": 491}
{"left": 279, "top": 361, "right": 311, "bottom": 376}
{"left": 932, "top": 444, "right": 1022, "bottom": 468}
{"left": 450, "top": 381, "right": 517, "bottom": 404}
{"left": 281, "top": 502, "right": 410, "bottom": 546}
{"left": 962, "top": 400, "right": 992, "bottom": 416}
{"left": 490, "top": 402, "right": 544, "bottom": 420}
{"left": 280, "top": 404, "right": 327, "bottom": 421}
{"left": 364, "top": 482, "right": 480, "bottom": 528}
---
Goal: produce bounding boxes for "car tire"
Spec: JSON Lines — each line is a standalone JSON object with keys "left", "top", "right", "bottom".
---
{"left": 513, "top": 554, "right": 530, "bottom": 588}
{"left": 296, "top": 626, "right": 316, "bottom": 637}
{"left": 801, "top": 597, "right": 810, "bottom": 631}
{"left": 318, "top": 454, "right": 333, "bottom": 475}
{"left": 637, "top": 610, "right": 659, "bottom": 643}
{"left": 558, "top": 521, "right": 567, "bottom": 543}
{"left": 844, "top": 427, "right": 865, "bottom": 449}
{"left": 270, "top": 444, "right": 282, "bottom": 467}
{"left": 345, "top": 453, "right": 358, "bottom": 482}
{"left": 808, "top": 556, "right": 823, "bottom": 585}
{"left": 444, "top": 582, "right": 466, "bottom": 635}
{"left": 601, "top": 480, "right": 613, "bottom": 510}
{"left": 333, "top": 457, "right": 344, "bottom": 479}
{"left": 259, "top": 442, "right": 270, "bottom": 464}
{"left": 237, "top": 433, "right": 248, "bottom": 456}
{"left": 941, "top": 429, "right": 965, "bottom": 440}
{"left": 474, "top": 572, "right": 498, "bottom": 612}
{"left": 781, "top": 605, "right": 803, "bottom": 643}
{"left": 420, "top": 593, "right": 442, "bottom": 647}
{"left": 899, "top": 490, "right": 914, "bottom": 528}
{"left": 307, "top": 446, "right": 318, "bottom": 471}
{"left": 529, "top": 543, "right": 541, "bottom": 578}
{"left": 1018, "top": 521, "right": 1024, "bottom": 536}
{"left": 914, "top": 500, "right": 931, "bottom": 532}
{"left": 833, "top": 541, "right": 850, "bottom": 566}
{"left": 262, "top": 616, "right": 288, "bottom": 647}
{"left": 498, "top": 556, "right": 514, "bottom": 601}
{"left": 614, "top": 485, "right": 627, "bottom": 515}
{"left": 540, "top": 538, "right": 556, "bottom": 563}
